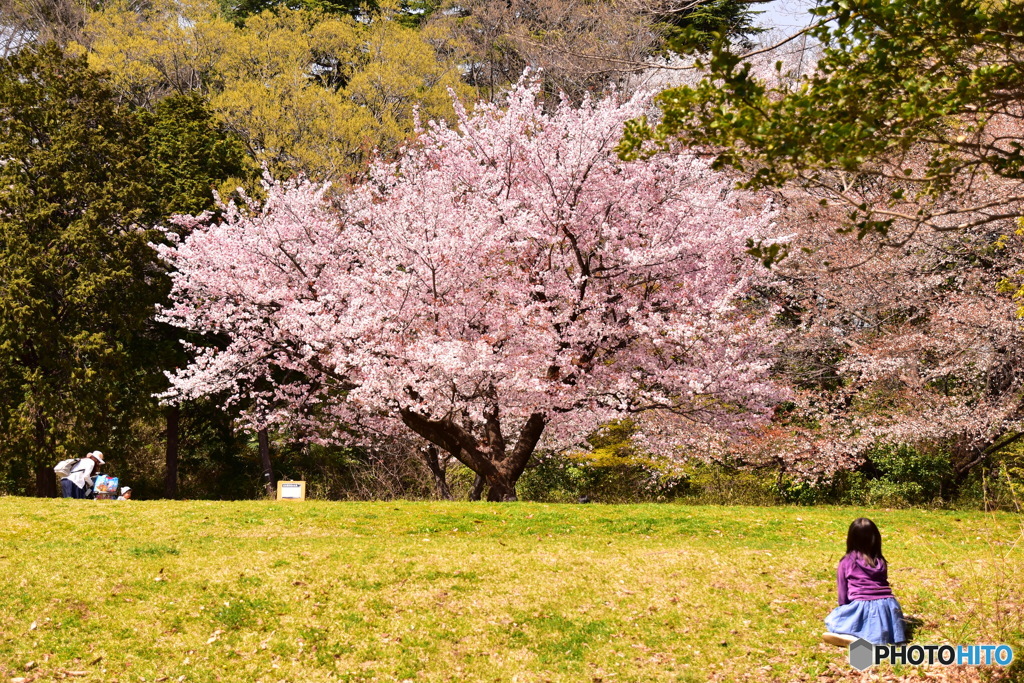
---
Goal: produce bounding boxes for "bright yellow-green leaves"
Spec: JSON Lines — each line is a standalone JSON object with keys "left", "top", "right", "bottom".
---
{"left": 78, "top": 0, "right": 470, "bottom": 182}
{"left": 81, "top": 0, "right": 229, "bottom": 107}
{"left": 345, "top": 19, "right": 469, "bottom": 150}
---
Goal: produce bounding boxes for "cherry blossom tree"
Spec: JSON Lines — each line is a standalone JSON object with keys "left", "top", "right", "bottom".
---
{"left": 725, "top": 190, "right": 1024, "bottom": 485}
{"left": 157, "top": 79, "right": 785, "bottom": 500}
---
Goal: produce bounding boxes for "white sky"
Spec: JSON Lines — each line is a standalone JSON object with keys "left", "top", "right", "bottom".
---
{"left": 754, "top": 0, "right": 816, "bottom": 31}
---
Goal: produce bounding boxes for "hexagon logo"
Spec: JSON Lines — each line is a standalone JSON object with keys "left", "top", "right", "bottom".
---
{"left": 849, "top": 638, "right": 875, "bottom": 671}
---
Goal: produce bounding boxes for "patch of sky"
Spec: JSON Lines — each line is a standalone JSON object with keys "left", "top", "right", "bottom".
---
{"left": 756, "top": 0, "right": 816, "bottom": 31}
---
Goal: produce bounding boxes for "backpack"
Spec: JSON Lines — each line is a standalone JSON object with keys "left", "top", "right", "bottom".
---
{"left": 53, "top": 458, "right": 81, "bottom": 479}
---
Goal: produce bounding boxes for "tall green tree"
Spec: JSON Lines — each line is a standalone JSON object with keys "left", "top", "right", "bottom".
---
{"left": 0, "top": 44, "right": 162, "bottom": 495}
{"left": 140, "top": 92, "right": 257, "bottom": 498}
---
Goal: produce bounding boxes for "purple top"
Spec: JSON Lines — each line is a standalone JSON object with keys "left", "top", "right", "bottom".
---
{"left": 837, "top": 552, "right": 894, "bottom": 605}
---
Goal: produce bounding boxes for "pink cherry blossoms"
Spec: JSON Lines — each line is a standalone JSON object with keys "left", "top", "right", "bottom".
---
{"left": 156, "top": 79, "right": 786, "bottom": 500}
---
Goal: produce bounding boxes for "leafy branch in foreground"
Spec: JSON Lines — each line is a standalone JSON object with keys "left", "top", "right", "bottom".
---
{"left": 620, "top": 0, "right": 1024, "bottom": 247}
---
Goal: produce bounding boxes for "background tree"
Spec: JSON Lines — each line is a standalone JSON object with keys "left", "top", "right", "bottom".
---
{"left": 0, "top": 44, "right": 265, "bottom": 498}
{"left": 428, "top": 0, "right": 658, "bottom": 100}
{"left": 0, "top": 0, "right": 84, "bottom": 54}
{"left": 723, "top": 194, "right": 1024, "bottom": 486}
{"left": 141, "top": 92, "right": 258, "bottom": 498}
{"left": 614, "top": 0, "right": 1024, "bottom": 487}
{"left": 653, "top": 0, "right": 766, "bottom": 54}
{"left": 0, "top": 44, "right": 161, "bottom": 495}
{"left": 143, "top": 92, "right": 257, "bottom": 216}
{"left": 157, "top": 81, "right": 785, "bottom": 501}
{"left": 76, "top": 0, "right": 231, "bottom": 107}
{"left": 428, "top": 0, "right": 767, "bottom": 102}
{"left": 80, "top": 0, "right": 470, "bottom": 181}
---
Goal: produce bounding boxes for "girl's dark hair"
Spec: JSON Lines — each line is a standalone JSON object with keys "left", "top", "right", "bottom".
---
{"left": 846, "top": 518, "right": 883, "bottom": 566}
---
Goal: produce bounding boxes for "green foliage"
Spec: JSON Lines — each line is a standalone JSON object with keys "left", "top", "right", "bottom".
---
{"left": 516, "top": 454, "right": 666, "bottom": 503}
{"left": 657, "top": 0, "right": 765, "bottom": 54}
{"left": 142, "top": 93, "right": 259, "bottom": 216}
{"left": 510, "top": 437, "right": 1024, "bottom": 509}
{"left": 770, "top": 443, "right": 956, "bottom": 508}
{"left": 0, "top": 49, "right": 267, "bottom": 497}
{"left": 516, "top": 452, "right": 663, "bottom": 503}
{"left": 1000, "top": 440, "right": 1024, "bottom": 506}
{"left": 679, "top": 462, "right": 782, "bottom": 505}
{"left": 517, "top": 422, "right": 689, "bottom": 503}
{"left": 861, "top": 479, "right": 930, "bottom": 508}
{"left": 863, "top": 443, "right": 953, "bottom": 504}
{"left": 951, "top": 439, "right": 1024, "bottom": 511}
{"left": 0, "top": 44, "right": 163, "bottom": 493}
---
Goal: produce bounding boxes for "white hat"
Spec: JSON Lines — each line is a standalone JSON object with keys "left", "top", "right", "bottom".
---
{"left": 120, "top": 486, "right": 131, "bottom": 494}
{"left": 90, "top": 451, "right": 105, "bottom": 465}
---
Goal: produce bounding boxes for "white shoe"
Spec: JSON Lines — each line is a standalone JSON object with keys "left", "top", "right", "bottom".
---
{"left": 822, "top": 632, "right": 856, "bottom": 648}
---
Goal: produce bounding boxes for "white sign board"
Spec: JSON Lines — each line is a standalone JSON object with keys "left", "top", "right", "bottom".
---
{"left": 276, "top": 481, "right": 306, "bottom": 500}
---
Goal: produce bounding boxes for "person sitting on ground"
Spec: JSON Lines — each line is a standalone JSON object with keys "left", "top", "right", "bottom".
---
{"left": 822, "top": 517, "right": 907, "bottom": 647}
{"left": 59, "top": 451, "right": 105, "bottom": 499}
{"left": 117, "top": 486, "right": 132, "bottom": 500}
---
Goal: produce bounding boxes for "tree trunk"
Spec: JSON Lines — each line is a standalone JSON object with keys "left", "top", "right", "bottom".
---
{"left": 399, "top": 407, "right": 545, "bottom": 503}
{"left": 258, "top": 428, "right": 275, "bottom": 497}
{"left": 164, "top": 404, "right": 180, "bottom": 499}
{"left": 34, "top": 416, "right": 56, "bottom": 497}
{"left": 35, "top": 464, "right": 57, "bottom": 498}
{"left": 469, "top": 474, "right": 485, "bottom": 501}
{"left": 486, "top": 481, "right": 517, "bottom": 502}
{"left": 420, "top": 444, "right": 453, "bottom": 500}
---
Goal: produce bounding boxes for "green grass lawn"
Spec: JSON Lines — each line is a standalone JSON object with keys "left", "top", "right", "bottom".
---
{"left": 0, "top": 499, "right": 1020, "bottom": 682}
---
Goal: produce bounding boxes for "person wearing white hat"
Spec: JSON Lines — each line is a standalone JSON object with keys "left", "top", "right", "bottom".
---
{"left": 117, "top": 486, "right": 132, "bottom": 500}
{"left": 59, "top": 451, "right": 106, "bottom": 499}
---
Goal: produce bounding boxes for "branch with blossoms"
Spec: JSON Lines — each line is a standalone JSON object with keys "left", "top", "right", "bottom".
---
{"left": 739, "top": 186, "right": 1024, "bottom": 482}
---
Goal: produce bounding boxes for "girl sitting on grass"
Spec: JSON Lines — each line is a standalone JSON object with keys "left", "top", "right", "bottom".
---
{"left": 822, "top": 517, "right": 907, "bottom": 647}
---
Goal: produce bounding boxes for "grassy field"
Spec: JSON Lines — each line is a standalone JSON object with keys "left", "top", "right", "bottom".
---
{"left": 0, "top": 499, "right": 1021, "bottom": 682}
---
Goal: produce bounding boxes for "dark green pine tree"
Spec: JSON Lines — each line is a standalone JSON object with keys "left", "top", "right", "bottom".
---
{"left": 658, "top": 0, "right": 768, "bottom": 54}
{"left": 143, "top": 92, "right": 256, "bottom": 218}
{"left": 0, "top": 44, "right": 164, "bottom": 496}
{"left": 140, "top": 92, "right": 257, "bottom": 499}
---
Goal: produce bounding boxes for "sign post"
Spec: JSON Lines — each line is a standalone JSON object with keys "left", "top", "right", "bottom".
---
{"left": 276, "top": 480, "right": 306, "bottom": 501}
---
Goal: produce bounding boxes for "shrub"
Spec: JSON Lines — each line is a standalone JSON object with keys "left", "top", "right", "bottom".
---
{"left": 865, "top": 443, "right": 953, "bottom": 503}
{"left": 517, "top": 451, "right": 689, "bottom": 503}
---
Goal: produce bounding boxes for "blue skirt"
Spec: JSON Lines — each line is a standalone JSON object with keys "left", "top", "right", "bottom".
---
{"left": 825, "top": 597, "right": 906, "bottom": 645}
